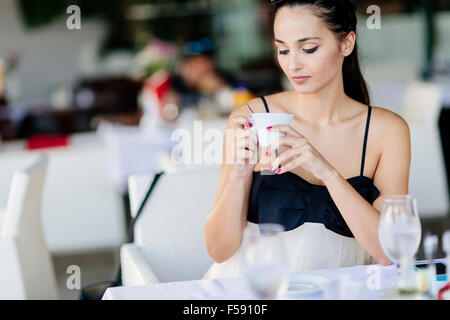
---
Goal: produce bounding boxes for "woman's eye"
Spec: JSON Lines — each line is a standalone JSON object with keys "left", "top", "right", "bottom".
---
{"left": 303, "top": 46, "right": 319, "bottom": 54}
{"left": 278, "top": 50, "right": 289, "bottom": 55}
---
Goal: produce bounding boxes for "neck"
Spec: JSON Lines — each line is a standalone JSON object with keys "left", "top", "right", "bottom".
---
{"left": 290, "top": 76, "right": 350, "bottom": 127}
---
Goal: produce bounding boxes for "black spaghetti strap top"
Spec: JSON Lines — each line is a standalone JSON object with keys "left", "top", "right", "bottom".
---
{"left": 247, "top": 96, "right": 380, "bottom": 238}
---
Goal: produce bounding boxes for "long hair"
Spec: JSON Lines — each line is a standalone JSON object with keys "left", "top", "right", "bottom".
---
{"left": 273, "top": 0, "right": 370, "bottom": 106}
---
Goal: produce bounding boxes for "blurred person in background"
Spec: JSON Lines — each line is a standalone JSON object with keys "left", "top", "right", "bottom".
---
{"left": 177, "top": 53, "right": 228, "bottom": 95}
{"left": 204, "top": 0, "right": 411, "bottom": 278}
{"left": 172, "top": 39, "right": 254, "bottom": 115}
{"left": 147, "top": 38, "right": 254, "bottom": 122}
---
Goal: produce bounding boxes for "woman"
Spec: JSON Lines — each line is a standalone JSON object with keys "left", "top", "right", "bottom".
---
{"left": 203, "top": 0, "right": 410, "bottom": 278}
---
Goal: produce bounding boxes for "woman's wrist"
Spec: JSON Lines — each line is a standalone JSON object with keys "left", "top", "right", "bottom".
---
{"left": 322, "top": 167, "right": 343, "bottom": 187}
{"left": 230, "top": 168, "right": 253, "bottom": 183}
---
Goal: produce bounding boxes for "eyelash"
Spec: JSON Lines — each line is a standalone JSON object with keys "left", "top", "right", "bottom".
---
{"left": 278, "top": 46, "right": 319, "bottom": 55}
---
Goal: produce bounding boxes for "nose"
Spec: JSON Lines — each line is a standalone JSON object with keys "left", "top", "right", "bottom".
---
{"left": 288, "top": 52, "right": 303, "bottom": 73}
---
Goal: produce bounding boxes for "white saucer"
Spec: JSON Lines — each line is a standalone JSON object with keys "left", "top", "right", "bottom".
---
{"left": 285, "top": 274, "right": 331, "bottom": 297}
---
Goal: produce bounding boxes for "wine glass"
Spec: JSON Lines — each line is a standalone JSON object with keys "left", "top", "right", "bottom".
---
{"left": 241, "top": 223, "right": 289, "bottom": 299}
{"left": 378, "top": 195, "right": 422, "bottom": 293}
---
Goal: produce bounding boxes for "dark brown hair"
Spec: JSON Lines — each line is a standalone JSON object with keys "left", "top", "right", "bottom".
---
{"left": 274, "top": 0, "right": 370, "bottom": 105}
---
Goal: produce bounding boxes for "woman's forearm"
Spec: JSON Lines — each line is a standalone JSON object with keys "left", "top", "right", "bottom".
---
{"left": 204, "top": 172, "right": 253, "bottom": 263}
{"left": 323, "top": 170, "right": 392, "bottom": 266}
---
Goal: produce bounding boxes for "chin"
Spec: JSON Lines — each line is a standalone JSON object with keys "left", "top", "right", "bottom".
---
{"left": 291, "top": 78, "right": 334, "bottom": 95}
{"left": 291, "top": 83, "right": 319, "bottom": 94}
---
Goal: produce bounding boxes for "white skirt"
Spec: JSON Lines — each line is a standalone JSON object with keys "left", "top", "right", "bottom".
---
{"left": 203, "top": 222, "right": 377, "bottom": 280}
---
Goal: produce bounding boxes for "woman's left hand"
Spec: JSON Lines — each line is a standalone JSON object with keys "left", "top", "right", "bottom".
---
{"left": 268, "top": 125, "right": 335, "bottom": 183}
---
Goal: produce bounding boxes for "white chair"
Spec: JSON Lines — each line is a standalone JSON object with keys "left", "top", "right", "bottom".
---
{"left": 0, "top": 132, "right": 127, "bottom": 255}
{"left": 400, "top": 80, "right": 449, "bottom": 217}
{"left": 0, "top": 155, "right": 58, "bottom": 299}
{"left": 120, "top": 169, "right": 220, "bottom": 286}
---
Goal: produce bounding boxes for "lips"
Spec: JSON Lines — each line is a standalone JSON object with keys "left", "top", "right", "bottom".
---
{"left": 291, "top": 76, "right": 310, "bottom": 84}
{"left": 292, "top": 75, "right": 309, "bottom": 79}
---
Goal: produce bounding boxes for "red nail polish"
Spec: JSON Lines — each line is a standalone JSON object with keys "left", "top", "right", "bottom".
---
{"left": 249, "top": 122, "right": 253, "bottom": 128}
{"left": 265, "top": 151, "right": 269, "bottom": 157}
{"left": 276, "top": 169, "right": 281, "bottom": 174}
{"left": 269, "top": 165, "right": 273, "bottom": 171}
{"left": 266, "top": 126, "right": 272, "bottom": 130}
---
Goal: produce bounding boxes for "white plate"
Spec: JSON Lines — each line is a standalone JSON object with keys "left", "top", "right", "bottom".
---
{"left": 285, "top": 274, "right": 331, "bottom": 297}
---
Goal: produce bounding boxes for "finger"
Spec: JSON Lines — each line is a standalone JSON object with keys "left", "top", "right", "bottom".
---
{"left": 270, "top": 135, "right": 309, "bottom": 154}
{"left": 241, "top": 149, "right": 256, "bottom": 159}
{"left": 269, "top": 136, "right": 298, "bottom": 154}
{"left": 270, "top": 147, "right": 302, "bottom": 171}
{"left": 246, "top": 129, "right": 259, "bottom": 145}
{"left": 247, "top": 150, "right": 259, "bottom": 165}
{"left": 232, "top": 141, "right": 257, "bottom": 160}
{"left": 231, "top": 116, "right": 252, "bottom": 129}
{"left": 247, "top": 127, "right": 258, "bottom": 141}
{"left": 236, "top": 133, "right": 258, "bottom": 146}
{"left": 237, "top": 141, "right": 258, "bottom": 153}
{"left": 236, "top": 149, "right": 257, "bottom": 162}
{"left": 235, "top": 128, "right": 258, "bottom": 145}
{"left": 237, "top": 138, "right": 258, "bottom": 151}
{"left": 275, "top": 155, "right": 307, "bottom": 175}
{"left": 268, "top": 125, "right": 303, "bottom": 138}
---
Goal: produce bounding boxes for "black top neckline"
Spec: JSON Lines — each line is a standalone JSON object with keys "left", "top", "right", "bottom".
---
{"left": 248, "top": 170, "right": 380, "bottom": 238}
{"left": 253, "top": 171, "right": 374, "bottom": 188}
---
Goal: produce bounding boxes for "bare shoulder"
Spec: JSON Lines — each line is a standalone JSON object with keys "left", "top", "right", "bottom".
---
{"left": 224, "top": 97, "right": 265, "bottom": 129}
{"left": 251, "top": 91, "right": 293, "bottom": 113}
{"left": 229, "top": 93, "right": 285, "bottom": 118}
{"left": 371, "top": 106, "right": 410, "bottom": 139}
{"left": 232, "top": 97, "right": 264, "bottom": 116}
{"left": 370, "top": 106, "right": 411, "bottom": 159}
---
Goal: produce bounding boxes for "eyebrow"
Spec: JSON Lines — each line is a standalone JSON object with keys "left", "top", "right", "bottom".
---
{"left": 274, "top": 37, "right": 321, "bottom": 44}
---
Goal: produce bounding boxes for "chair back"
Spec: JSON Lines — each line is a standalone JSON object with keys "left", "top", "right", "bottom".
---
{"left": 0, "top": 155, "right": 58, "bottom": 299}
{"left": 129, "top": 169, "right": 220, "bottom": 282}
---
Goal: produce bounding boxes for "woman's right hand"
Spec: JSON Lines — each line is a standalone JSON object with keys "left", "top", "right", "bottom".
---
{"left": 229, "top": 115, "right": 259, "bottom": 179}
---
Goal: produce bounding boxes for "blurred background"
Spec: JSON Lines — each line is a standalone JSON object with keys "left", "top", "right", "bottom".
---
{"left": 0, "top": 0, "right": 449, "bottom": 299}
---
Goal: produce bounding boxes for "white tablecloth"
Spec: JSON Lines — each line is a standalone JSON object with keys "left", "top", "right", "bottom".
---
{"left": 103, "top": 263, "right": 402, "bottom": 300}
{"left": 103, "top": 259, "right": 448, "bottom": 300}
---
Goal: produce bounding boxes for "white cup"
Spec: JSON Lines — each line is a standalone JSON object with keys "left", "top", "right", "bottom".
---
{"left": 249, "top": 113, "right": 294, "bottom": 147}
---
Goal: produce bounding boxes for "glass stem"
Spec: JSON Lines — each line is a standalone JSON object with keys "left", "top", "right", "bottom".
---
{"left": 398, "top": 256, "right": 415, "bottom": 292}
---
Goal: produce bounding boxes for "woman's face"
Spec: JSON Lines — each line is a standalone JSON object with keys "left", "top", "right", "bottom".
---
{"left": 274, "top": 6, "right": 351, "bottom": 93}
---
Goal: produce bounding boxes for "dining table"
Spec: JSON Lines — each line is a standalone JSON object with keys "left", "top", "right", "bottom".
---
{"left": 102, "top": 259, "right": 447, "bottom": 300}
